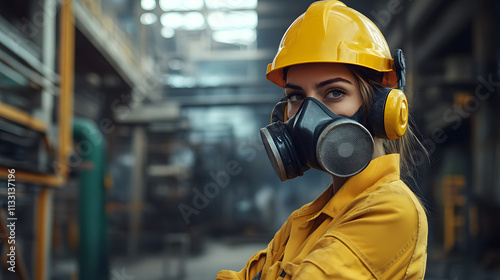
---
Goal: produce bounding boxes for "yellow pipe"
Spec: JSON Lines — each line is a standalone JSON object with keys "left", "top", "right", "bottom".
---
{"left": 34, "top": 188, "right": 53, "bottom": 280}
{"left": 443, "top": 175, "right": 466, "bottom": 253}
{"left": 58, "top": 0, "right": 75, "bottom": 182}
{"left": 0, "top": 100, "right": 54, "bottom": 174}
{"left": 443, "top": 177, "right": 454, "bottom": 253}
{"left": 0, "top": 102, "right": 46, "bottom": 132}
{"left": 0, "top": 169, "right": 62, "bottom": 186}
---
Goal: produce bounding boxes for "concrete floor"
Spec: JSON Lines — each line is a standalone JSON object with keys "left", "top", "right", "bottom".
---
{"left": 109, "top": 239, "right": 500, "bottom": 280}
{"left": 110, "top": 240, "right": 267, "bottom": 280}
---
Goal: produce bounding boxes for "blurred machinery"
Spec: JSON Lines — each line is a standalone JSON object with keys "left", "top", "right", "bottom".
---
{"left": 376, "top": 0, "right": 500, "bottom": 277}
{"left": 0, "top": 0, "right": 156, "bottom": 279}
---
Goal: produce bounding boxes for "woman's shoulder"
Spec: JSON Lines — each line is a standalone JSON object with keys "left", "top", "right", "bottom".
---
{"left": 355, "top": 179, "right": 427, "bottom": 223}
{"left": 326, "top": 180, "right": 427, "bottom": 275}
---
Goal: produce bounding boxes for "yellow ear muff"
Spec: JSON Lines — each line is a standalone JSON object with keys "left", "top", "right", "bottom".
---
{"left": 384, "top": 89, "right": 408, "bottom": 139}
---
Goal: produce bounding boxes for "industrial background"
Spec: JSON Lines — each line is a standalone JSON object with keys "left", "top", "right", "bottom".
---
{"left": 0, "top": 0, "right": 499, "bottom": 279}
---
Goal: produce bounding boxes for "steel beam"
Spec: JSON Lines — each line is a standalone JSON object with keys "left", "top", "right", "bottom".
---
{"left": 115, "top": 103, "right": 180, "bottom": 123}
{"left": 168, "top": 93, "right": 278, "bottom": 107}
{"left": 190, "top": 50, "right": 275, "bottom": 61}
{"left": 72, "top": 0, "right": 146, "bottom": 90}
{"left": 0, "top": 15, "right": 59, "bottom": 84}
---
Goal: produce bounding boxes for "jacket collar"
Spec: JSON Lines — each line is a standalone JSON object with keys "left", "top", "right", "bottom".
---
{"left": 297, "top": 154, "right": 401, "bottom": 220}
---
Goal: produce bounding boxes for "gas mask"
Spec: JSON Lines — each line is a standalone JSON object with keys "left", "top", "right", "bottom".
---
{"left": 260, "top": 97, "right": 374, "bottom": 181}
{"left": 260, "top": 81, "right": 408, "bottom": 181}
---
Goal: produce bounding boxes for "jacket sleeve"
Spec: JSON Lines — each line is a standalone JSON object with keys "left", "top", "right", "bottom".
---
{"left": 291, "top": 236, "right": 375, "bottom": 280}
{"left": 216, "top": 249, "right": 267, "bottom": 280}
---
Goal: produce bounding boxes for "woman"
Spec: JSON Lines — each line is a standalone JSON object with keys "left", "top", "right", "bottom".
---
{"left": 217, "top": 1, "right": 428, "bottom": 279}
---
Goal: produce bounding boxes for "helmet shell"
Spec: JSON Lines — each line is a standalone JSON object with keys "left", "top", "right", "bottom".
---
{"left": 266, "top": 1, "right": 397, "bottom": 88}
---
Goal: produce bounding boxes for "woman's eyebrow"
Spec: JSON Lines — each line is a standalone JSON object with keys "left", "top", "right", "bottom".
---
{"left": 284, "top": 83, "right": 303, "bottom": 90}
{"left": 316, "top": 77, "right": 353, "bottom": 88}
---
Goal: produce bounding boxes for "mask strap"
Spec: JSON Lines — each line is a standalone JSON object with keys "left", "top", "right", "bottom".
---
{"left": 270, "top": 97, "right": 288, "bottom": 123}
{"left": 349, "top": 105, "right": 365, "bottom": 124}
{"left": 394, "top": 49, "right": 406, "bottom": 91}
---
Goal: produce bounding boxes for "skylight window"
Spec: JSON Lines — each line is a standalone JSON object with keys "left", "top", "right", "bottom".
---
{"left": 147, "top": 0, "right": 259, "bottom": 43}
{"left": 161, "top": 12, "right": 206, "bottom": 30}
{"left": 205, "top": 0, "right": 258, "bottom": 10}
{"left": 141, "top": 0, "right": 156, "bottom": 10}
{"left": 161, "top": 13, "right": 183, "bottom": 29}
{"left": 161, "top": 27, "right": 175, "bottom": 38}
{"left": 207, "top": 11, "right": 258, "bottom": 30}
{"left": 184, "top": 12, "right": 206, "bottom": 30}
{"left": 159, "top": 0, "right": 204, "bottom": 11}
{"left": 140, "top": 13, "right": 157, "bottom": 25}
{"left": 212, "top": 29, "right": 256, "bottom": 45}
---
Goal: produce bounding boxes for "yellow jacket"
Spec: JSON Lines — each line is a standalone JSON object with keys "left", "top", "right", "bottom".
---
{"left": 216, "top": 154, "right": 428, "bottom": 280}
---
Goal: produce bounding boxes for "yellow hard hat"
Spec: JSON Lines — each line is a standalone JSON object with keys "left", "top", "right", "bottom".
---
{"left": 266, "top": 0, "right": 398, "bottom": 88}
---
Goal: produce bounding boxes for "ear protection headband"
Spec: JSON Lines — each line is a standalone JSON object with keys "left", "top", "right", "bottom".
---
{"left": 270, "top": 49, "right": 408, "bottom": 140}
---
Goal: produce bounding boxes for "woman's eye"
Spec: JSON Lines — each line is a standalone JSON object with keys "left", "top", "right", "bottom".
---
{"left": 286, "top": 94, "right": 304, "bottom": 102}
{"left": 326, "top": 89, "right": 345, "bottom": 99}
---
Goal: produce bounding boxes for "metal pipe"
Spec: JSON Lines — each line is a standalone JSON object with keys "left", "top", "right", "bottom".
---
{"left": 0, "top": 169, "right": 61, "bottom": 186}
{"left": 34, "top": 188, "right": 54, "bottom": 280}
{"left": 58, "top": 0, "right": 75, "bottom": 182}
{"left": 0, "top": 102, "right": 46, "bottom": 132}
{"left": 73, "top": 118, "right": 109, "bottom": 280}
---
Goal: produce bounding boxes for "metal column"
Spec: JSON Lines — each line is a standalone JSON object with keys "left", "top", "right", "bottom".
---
{"left": 129, "top": 126, "right": 146, "bottom": 255}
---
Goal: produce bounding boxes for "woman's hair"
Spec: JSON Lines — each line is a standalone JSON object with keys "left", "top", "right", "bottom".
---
{"left": 346, "top": 65, "right": 428, "bottom": 183}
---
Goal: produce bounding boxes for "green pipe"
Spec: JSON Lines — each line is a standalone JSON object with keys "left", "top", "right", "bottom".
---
{"left": 73, "top": 118, "right": 109, "bottom": 280}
